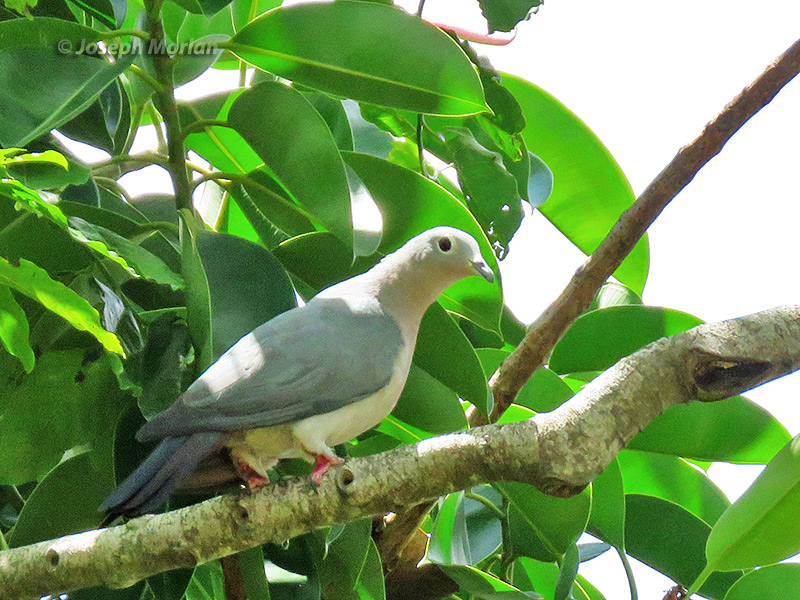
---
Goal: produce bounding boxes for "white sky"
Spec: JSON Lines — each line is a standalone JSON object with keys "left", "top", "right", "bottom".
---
{"left": 422, "top": 1, "right": 800, "bottom": 597}
{"left": 95, "top": 1, "right": 800, "bottom": 597}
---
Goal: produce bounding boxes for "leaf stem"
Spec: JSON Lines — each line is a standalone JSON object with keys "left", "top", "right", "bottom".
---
{"left": 463, "top": 490, "right": 505, "bottom": 520}
{"left": 127, "top": 64, "right": 165, "bottom": 94}
{"left": 98, "top": 29, "right": 151, "bottom": 42}
{"left": 180, "top": 119, "right": 230, "bottom": 139}
{"left": 617, "top": 547, "right": 638, "bottom": 600}
{"left": 121, "top": 102, "right": 146, "bottom": 156}
{"left": 146, "top": 101, "right": 168, "bottom": 154}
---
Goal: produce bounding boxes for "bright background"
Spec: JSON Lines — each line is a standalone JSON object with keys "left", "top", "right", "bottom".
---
{"left": 73, "top": 1, "right": 800, "bottom": 597}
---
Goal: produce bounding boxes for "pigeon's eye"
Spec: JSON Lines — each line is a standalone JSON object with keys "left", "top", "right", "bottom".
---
{"left": 438, "top": 237, "right": 452, "bottom": 252}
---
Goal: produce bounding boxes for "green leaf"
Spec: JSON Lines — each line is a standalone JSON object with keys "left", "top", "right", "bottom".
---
{"left": 500, "top": 74, "right": 648, "bottom": 294}
{"left": 415, "top": 303, "right": 489, "bottom": 413}
{"left": 0, "top": 18, "right": 134, "bottom": 146}
{"left": 136, "top": 315, "right": 194, "bottom": 419}
{"left": 301, "top": 90, "right": 354, "bottom": 152}
{"left": 438, "top": 564, "right": 539, "bottom": 600}
{"left": 228, "top": 82, "right": 354, "bottom": 248}
{"left": 391, "top": 365, "right": 467, "bottom": 436}
{"left": 185, "top": 561, "right": 226, "bottom": 600}
{"left": 476, "top": 348, "right": 574, "bottom": 412}
{"left": 629, "top": 395, "right": 790, "bottom": 464}
{"left": 0, "top": 257, "right": 124, "bottom": 356}
{"left": 68, "top": 217, "right": 184, "bottom": 289}
{"left": 723, "top": 564, "right": 800, "bottom": 600}
{"left": 179, "top": 91, "right": 262, "bottom": 174}
{"left": 0, "top": 351, "right": 124, "bottom": 484}
{"left": 239, "top": 546, "right": 271, "bottom": 600}
{"left": 180, "top": 213, "right": 214, "bottom": 371}
{"left": 704, "top": 434, "right": 800, "bottom": 572}
{"left": 625, "top": 494, "right": 741, "bottom": 599}
{"left": 512, "top": 557, "right": 557, "bottom": 599}
{"left": 354, "top": 540, "right": 384, "bottom": 600}
{"left": 232, "top": 0, "right": 282, "bottom": 30}
{"left": 229, "top": 2, "right": 487, "bottom": 115}
{"left": 586, "top": 458, "right": 626, "bottom": 549}
{"left": 343, "top": 152, "right": 502, "bottom": 333}
{"left": 527, "top": 152, "right": 553, "bottom": 208}
{"left": 618, "top": 450, "right": 729, "bottom": 525}
{"left": 196, "top": 231, "right": 296, "bottom": 360}
{"left": 573, "top": 575, "right": 606, "bottom": 600}
{"left": 498, "top": 481, "right": 591, "bottom": 562}
{"left": 58, "top": 79, "right": 129, "bottom": 155}
{"left": 479, "top": 0, "right": 543, "bottom": 32}
{"left": 0, "top": 285, "right": 34, "bottom": 372}
{"left": 549, "top": 305, "right": 703, "bottom": 374}
{"left": 429, "top": 491, "right": 472, "bottom": 565}
{"left": 553, "top": 543, "right": 579, "bottom": 600}
{"left": 7, "top": 450, "right": 112, "bottom": 547}
{"left": 587, "top": 282, "right": 643, "bottom": 312}
{"left": 441, "top": 126, "right": 524, "bottom": 258}
{"left": 147, "top": 567, "right": 194, "bottom": 600}
{"left": 318, "top": 519, "right": 372, "bottom": 599}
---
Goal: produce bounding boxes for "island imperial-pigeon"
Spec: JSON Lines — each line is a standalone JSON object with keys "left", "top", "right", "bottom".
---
{"left": 100, "top": 227, "right": 495, "bottom": 519}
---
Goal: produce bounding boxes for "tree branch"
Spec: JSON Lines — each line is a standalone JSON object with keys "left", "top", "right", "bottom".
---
{"left": 486, "top": 35, "right": 800, "bottom": 423}
{"left": 1, "top": 305, "right": 799, "bottom": 599}
{"left": 374, "top": 36, "right": 800, "bottom": 573}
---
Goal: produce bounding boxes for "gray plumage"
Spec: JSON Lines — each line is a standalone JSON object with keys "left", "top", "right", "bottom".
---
{"left": 101, "top": 226, "right": 494, "bottom": 519}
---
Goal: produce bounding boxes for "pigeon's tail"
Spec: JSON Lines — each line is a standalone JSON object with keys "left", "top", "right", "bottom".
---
{"left": 99, "top": 432, "right": 221, "bottom": 522}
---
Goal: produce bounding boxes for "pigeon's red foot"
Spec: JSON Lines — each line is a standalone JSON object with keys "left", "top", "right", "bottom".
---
{"left": 232, "top": 454, "right": 270, "bottom": 490}
{"left": 311, "top": 454, "right": 345, "bottom": 486}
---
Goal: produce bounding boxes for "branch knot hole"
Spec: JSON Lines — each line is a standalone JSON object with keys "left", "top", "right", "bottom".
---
{"left": 337, "top": 467, "right": 356, "bottom": 493}
{"left": 45, "top": 548, "right": 59, "bottom": 571}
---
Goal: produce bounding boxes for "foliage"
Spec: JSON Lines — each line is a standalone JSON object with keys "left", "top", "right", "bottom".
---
{"left": 0, "top": 1, "right": 796, "bottom": 600}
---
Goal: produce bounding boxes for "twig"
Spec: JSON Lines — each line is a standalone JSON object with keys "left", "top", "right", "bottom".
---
{"left": 374, "top": 34, "right": 800, "bottom": 585}
{"left": 485, "top": 35, "right": 800, "bottom": 423}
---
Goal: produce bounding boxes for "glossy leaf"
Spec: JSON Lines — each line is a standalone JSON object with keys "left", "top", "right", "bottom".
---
{"left": 442, "top": 126, "right": 524, "bottom": 258}
{"left": 343, "top": 152, "right": 502, "bottom": 332}
{"left": 705, "top": 434, "right": 800, "bottom": 572}
{"left": 438, "top": 565, "right": 538, "bottom": 600}
{"left": 228, "top": 2, "right": 487, "bottom": 115}
{"left": 415, "top": 303, "right": 489, "bottom": 412}
{"left": 574, "top": 575, "right": 606, "bottom": 600}
{"left": 196, "top": 231, "right": 296, "bottom": 360}
{"left": 0, "top": 285, "right": 34, "bottom": 372}
{"left": 476, "top": 348, "right": 574, "bottom": 413}
{"left": 625, "top": 495, "right": 740, "bottom": 599}
{"left": 0, "top": 351, "right": 124, "bottom": 484}
{"left": 354, "top": 540, "right": 384, "bottom": 600}
{"left": 723, "top": 563, "right": 800, "bottom": 600}
{"left": 618, "top": 450, "right": 729, "bottom": 525}
{"left": 429, "top": 491, "right": 471, "bottom": 565}
{"left": 479, "top": 0, "right": 544, "bottom": 32}
{"left": 239, "top": 546, "right": 271, "bottom": 600}
{"left": 391, "top": 366, "right": 467, "bottom": 436}
{"left": 7, "top": 451, "right": 112, "bottom": 547}
{"left": 0, "top": 257, "right": 124, "bottom": 356}
{"left": 587, "top": 458, "right": 626, "bottom": 550}
{"left": 318, "top": 519, "right": 372, "bottom": 599}
{"left": 500, "top": 74, "right": 648, "bottom": 294}
{"left": 588, "top": 282, "right": 643, "bottom": 311}
{"left": 499, "top": 481, "right": 591, "bottom": 562}
{"left": 180, "top": 214, "right": 214, "bottom": 371}
{"left": 549, "top": 305, "right": 703, "bottom": 374}
{"left": 0, "top": 18, "right": 134, "bottom": 146}
{"left": 554, "top": 543, "right": 579, "bottom": 600}
{"left": 629, "top": 395, "right": 790, "bottom": 464}
{"left": 228, "top": 82, "right": 354, "bottom": 248}
{"left": 185, "top": 561, "right": 226, "bottom": 600}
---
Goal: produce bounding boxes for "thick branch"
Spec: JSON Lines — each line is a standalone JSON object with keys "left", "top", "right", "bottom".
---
{"left": 486, "top": 35, "right": 800, "bottom": 424}
{"left": 1, "top": 306, "right": 799, "bottom": 599}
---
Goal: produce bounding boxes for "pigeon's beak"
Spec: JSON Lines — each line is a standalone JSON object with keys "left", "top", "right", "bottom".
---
{"left": 471, "top": 260, "right": 495, "bottom": 283}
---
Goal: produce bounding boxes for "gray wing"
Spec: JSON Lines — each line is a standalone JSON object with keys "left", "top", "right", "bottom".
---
{"left": 137, "top": 296, "right": 405, "bottom": 441}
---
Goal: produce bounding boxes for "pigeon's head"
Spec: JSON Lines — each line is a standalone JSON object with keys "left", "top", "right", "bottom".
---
{"left": 405, "top": 226, "right": 495, "bottom": 285}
